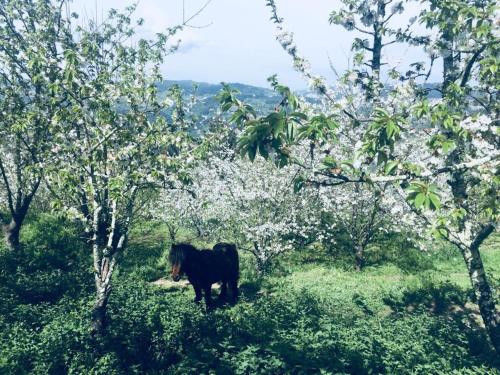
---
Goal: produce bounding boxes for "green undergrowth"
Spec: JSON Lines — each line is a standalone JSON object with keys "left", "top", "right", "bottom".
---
{"left": 0, "top": 216, "right": 498, "bottom": 374}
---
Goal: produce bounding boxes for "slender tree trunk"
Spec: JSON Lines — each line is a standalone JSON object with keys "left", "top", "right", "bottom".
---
{"left": 442, "top": 28, "right": 457, "bottom": 94}
{"left": 3, "top": 218, "right": 21, "bottom": 251}
{"left": 369, "top": 0, "right": 385, "bottom": 101}
{"left": 90, "top": 203, "right": 109, "bottom": 336}
{"left": 91, "top": 249, "right": 119, "bottom": 336}
{"left": 371, "top": 30, "right": 382, "bottom": 88}
{"left": 92, "top": 275, "right": 112, "bottom": 335}
{"left": 446, "top": 150, "right": 498, "bottom": 352}
{"left": 3, "top": 203, "right": 31, "bottom": 251}
{"left": 256, "top": 258, "right": 267, "bottom": 276}
{"left": 0, "top": 178, "right": 40, "bottom": 252}
{"left": 91, "top": 221, "right": 118, "bottom": 336}
{"left": 354, "top": 243, "right": 365, "bottom": 272}
{"left": 458, "top": 230, "right": 500, "bottom": 353}
{"left": 90, "top": 191, "right": 135, "bottom": 336}
{"left": 372, "top": 34, "right": 382, "bottom": 74}
{"left": 253, "top": 242, "right": 269, "bottom": 276}
{"left": 370, "top": 32, "right": 382, "bottom": 102}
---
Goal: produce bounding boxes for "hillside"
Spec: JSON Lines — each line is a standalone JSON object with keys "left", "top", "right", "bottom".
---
{"left": 158, "top": 80, "right": 283, "bottom": 117}
{"left": 158, "top": 80, "right": 440, "bottom": 122}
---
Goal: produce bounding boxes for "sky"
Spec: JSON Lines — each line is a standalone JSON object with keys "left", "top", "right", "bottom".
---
{"left": 76, "top": 0, "right": 438, "bottom": 90}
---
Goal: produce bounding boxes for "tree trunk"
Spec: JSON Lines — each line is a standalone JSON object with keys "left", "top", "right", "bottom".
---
{"left": 92, "top": 277, "right": 112, "bottom": 336}
{"left": 461, "top": 243, "right": 500, "bottom": 353}
{"left": 442, "top": 28, "right": 457, "bottom": 93}
{"left": 369, "top": 0, "right": 385, "bottom": 101}
{"left": 255, "top": 255, "right": 269, "bottom": 276}
{"left": 3, "top": 206, "right": 30, "bottom": 252}
{"left": 3, "top": 219, "right": 21, "bottom": 251}
{"left": 0, "top": 180, "right": 39, "bottom": 252}
{"left": 253, "top": 242, "right": 269, "bottom": 276}
{"left": 370, "top": 31, "right": 382, "bottom": 101}
{"left": 89, "top": 191, "right": 135, "bottom": 336}
{"left": 446, "top": 156, "right": 498, "bottom": 352}
{"left": 354, "top": 244, "right": 365, "bottom": 272}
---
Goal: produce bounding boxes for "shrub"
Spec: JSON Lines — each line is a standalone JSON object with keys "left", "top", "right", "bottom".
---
{"left": 1, "top": 218, "right": 498, "bottom": 374}
{"left": 0, "top": 214, "right": 92, "bottom": 305}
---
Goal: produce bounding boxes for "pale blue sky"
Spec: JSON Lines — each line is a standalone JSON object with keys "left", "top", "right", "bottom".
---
{"left": 76, "top": 0, "right": 437, "bottom": 89}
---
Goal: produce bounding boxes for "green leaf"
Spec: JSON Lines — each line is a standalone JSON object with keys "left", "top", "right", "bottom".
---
{"left": 385, "top": 160, "right": 399, "bottom": 174}
{"left": 386, "top": 121, "right": 397, "bottom": 138}
{"left": 434, "top": 227, "right": 448, "bottom": 239}
{"left": 287, "top": 121, "right": 295, "bottom": 140}
{"left": 414, "top": 193, "right": 426, "bottom": 209}
{"left": 376, "top": 152, "right": 387, "bottom": 166}
{"left": 428, "top": 193, "right": 441, "bottom": 210}
{"left": 248, "top": 143, "right": 257, "bottom": 161}
{"left": 258, "top": 144, "right": 269, "bottom": 159}
{"left": 322, "top": 156, "right": 337, "bottom": 168}
{"left": 221, "top": 102, "right": 233, "bottom": 112}
{"left": 272, "top": 117, "right": 286, "bottom": 138}
{"left": 290, "top": 112, "right": 308, "bottom": 121}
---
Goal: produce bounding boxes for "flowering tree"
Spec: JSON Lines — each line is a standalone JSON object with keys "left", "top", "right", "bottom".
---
{"left": 173, "top": 143, "right": 328, "bottom": 274}
{"left": 220, "top": 72, "right": 424, "bottom": 270}
{"left": 43, "top": 4, "right": 200, "bottom": 335}
{"left": 316, "top": 183, "right": 419, "bottom": 270}
{"left": 328, "top": 0, "right": 427, "bottom": 99}
{"left": 406, "top": 0, "right": 499, "bottom": 351}
{"left": 243, "top": 0, "right": 500, "bottom": 352}
{"left": 262, "top": 1, "right": 429, "bottom": 272}
{"left": 151, "top": 188, "right": 206, "bottom": 242}
{"left": 0, "top": 0, "right": 71, "bottom": 251}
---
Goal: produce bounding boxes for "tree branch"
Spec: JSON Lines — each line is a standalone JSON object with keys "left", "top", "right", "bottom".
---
{"left": 470, "top": 224, "right": 495, "bottom": 251}
{"left": 306, "top": 152, "right": 500, "bottom": 186}
{"left": 0, "top": 157, "right": 15, "bottom": 215}
{"left": 460, "top": 43, "right": 488, "bottom": 88}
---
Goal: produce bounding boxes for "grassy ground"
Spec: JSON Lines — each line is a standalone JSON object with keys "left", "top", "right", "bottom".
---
{"left": 122, "top": 224, "right": 500, "bottom": 374}
{"left": 1, "top": 216, "right": 499, "bottom": 374}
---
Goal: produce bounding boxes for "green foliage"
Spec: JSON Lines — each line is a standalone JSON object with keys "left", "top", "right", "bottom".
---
{"left": 119, "top": 221, "right": 169, "bottom": 282}
{"left": 1, "top": 222, "right": 499, "bottom": 374}
{"left": 0, "top": 214, "right": 91, "bottom": 307}
{"left": 1, "top": 0, "right": 499, "bottom": 369}
{"left": 406, "top": 182, "right": 441, "bottom": 211}
{"left": 298, "top": 114, "right": 338, "bottom": 143}
{"left": 362, "top": 108, "right": 406, "bottom": 166}
{"left": 364, "top": 237, "right": 435, "bottom": 274}
{"left": 0, "top": 0, "right": 74, "bottom": 249}
{"left": 220, "top": 77, "right": 316, "bottom": 167}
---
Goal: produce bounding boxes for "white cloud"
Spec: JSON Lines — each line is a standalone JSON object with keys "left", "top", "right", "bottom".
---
{"left": 72, "top": 0, "right": 438, "bottom": 89}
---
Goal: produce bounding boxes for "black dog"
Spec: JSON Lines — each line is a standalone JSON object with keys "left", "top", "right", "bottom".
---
{"left": 169, "top": 242, "right": 239, "bottom": 306}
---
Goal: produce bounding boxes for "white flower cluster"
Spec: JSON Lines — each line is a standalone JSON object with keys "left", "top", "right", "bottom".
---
{"left": 461, "top": 115, "right": 492, "bottom": 133}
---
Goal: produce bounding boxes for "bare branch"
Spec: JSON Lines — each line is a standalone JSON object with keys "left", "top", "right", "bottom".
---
{"left": 182, "top": 0, "right": 213, "bottom": 29}
{"left": 304, "top": 152, "right": 500, "bottom": 186}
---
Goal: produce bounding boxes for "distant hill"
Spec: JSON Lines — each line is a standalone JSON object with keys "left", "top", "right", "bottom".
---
{"left": 158, "top": 80, "right": 283, "bottom": 117}
{"left": 157, "top": 80, "right": 441, "bottom": 122}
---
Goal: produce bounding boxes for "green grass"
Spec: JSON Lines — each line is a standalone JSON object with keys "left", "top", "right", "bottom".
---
{"left": 123, "top": 232, "right": 499, "bottom": 374}
{"left": 1, "top": 217, "right": 499, "bottom": 374}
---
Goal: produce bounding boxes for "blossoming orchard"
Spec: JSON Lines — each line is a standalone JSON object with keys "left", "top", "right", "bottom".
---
{"left": 0, "top": 0, "right": 498, "bottom": 372}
